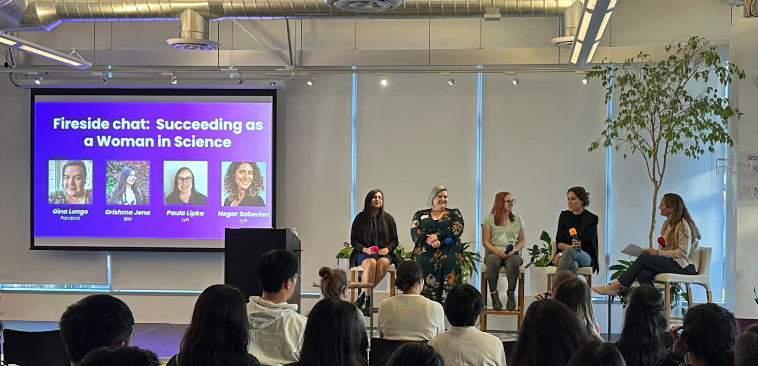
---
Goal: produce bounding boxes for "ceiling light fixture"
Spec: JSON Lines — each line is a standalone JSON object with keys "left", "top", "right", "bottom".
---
{"left": 582, "top": 76, "right": 589, "bottom": 84}
{"left": 307, "top": 77, "right": 314, "bottom": 86}
{"left": 568, "top": 0, "right": 616, "bottom": 66}
{"left": 380, "top": 78, "right": 388, "bottom": 86}
{"left": 101, "top": 77, "right": 108, "bottom": 84}
{"left": 34, "top": 75, "right": 42, "bottom": 85}
{"left": 269, "top": 82, "right": 276, "bottom": 86}
{"left": 512, "top": 76, "right": 520, "bottom": 86}
{"left": 237, "top": 79, "right": 245, "bottom": 85}
{"left": 0, "top": 31, "right": 92, "bottom": 69}
{"left": 447, "top": 77, "right": 455, "bottom": 86}
{"left": 170, "top": 74, "right": 178, "bottom": 85}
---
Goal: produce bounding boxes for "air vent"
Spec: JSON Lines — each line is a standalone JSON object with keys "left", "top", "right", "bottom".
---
{"left": 325, "top": 0, "right": 404, "bottom": 12}
{"left": 167, "top": 38, "right": 220, "bottom": 51}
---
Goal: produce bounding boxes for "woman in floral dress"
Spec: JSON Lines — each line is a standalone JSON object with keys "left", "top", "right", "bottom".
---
{"left": 411, "top": 185, "right": 465, "bottom": 303}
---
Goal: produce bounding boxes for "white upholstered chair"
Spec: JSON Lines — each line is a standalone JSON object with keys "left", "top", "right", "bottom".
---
{"left": 654, "top": 246, "right": 713, "bottom": 327}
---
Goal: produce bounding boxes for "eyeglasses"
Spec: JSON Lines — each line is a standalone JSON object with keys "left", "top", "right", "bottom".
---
{"left": 504, "top": 199, "right": 516, "bottom": 204}
{"left": 178, "top": 177, "right": 193, "bottom": 183}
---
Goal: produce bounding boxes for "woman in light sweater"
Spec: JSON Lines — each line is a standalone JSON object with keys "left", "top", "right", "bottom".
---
{"left": 428, "top": 284, "right": 506, "bottom": 366}
{"left": 593, "top": 193, "right": 701, "bottom": 295}
{"left": 378, "top": 260, "right": 445, "bottom": 341}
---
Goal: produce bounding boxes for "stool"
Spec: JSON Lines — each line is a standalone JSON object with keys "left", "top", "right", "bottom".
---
{"left": 547, "top": 266, "right": 592, "bottom": 291}
{"left": 349, "top": 264, "right": 397, "bottom": 304}
{"left": 654, "top": 246, "right": 713, "bottom": 327}
{"left": 480, "top": 264, "right": 525, "bottom": 331}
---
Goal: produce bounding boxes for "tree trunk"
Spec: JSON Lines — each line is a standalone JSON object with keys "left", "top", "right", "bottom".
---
{"left": 649, "top": 183, "right": 660, "bottom": 248}
{"left": 746, "top": 0, "right": 758, "bottom": 18}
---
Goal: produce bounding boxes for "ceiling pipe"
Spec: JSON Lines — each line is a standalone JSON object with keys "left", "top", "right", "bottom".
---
{"left": 1, "top": 0, "right": 576, "bottom": 32}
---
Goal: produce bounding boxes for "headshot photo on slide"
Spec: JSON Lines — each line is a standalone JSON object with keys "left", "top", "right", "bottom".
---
{"left": 106, "top": 161, "right": 150, "bottom": 205}
{"left": 221, "top": 161, "right": 266, "bottom": 207}
{"left": 48, "top": 160, "right": 93, "bottom": 205}
{"left": 164, "top": 161, "right": 208, "bottom": 205}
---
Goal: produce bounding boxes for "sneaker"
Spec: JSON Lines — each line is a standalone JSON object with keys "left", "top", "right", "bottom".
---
{"left": 491, "top": 291, "right": 503, "bottom": 311}
{"left": 354, "top": 292, "right": 365, "bottom": 308}
{"left": 506, "top": 291, "right": 516, "bottom": 311}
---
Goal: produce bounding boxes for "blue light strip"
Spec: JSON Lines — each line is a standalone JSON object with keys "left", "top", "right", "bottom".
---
{"left": 475, "top": 67, "right": 483, "bottom": 289}
{"left": 111, "top": 289, "right": 203, "bottom": 294}
{"left": 352, "top": 66, "right": 358, "bottom": 219}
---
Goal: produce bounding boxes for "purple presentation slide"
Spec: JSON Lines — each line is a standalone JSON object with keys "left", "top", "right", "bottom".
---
{"left": 33, "top": 100, "right": 274, "bottom": 241}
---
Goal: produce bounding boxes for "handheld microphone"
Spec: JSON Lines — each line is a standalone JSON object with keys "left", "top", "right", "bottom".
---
{"left": 569, "top": 228, "right": 581, "bottom": 252}
{"left": 657, "top": 237, "right": 666, "bottom": 247}
{"left": 505, "top": 244, "right": 514, "bottom": 254}
{"left": 444, "top": 238, "right": 453, "bottom": 245}
{"left": 370, "top": 246, "right": 379, "bottom": 253}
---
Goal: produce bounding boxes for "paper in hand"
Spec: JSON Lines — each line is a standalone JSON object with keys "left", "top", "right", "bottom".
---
{"left": 621, "top": 244, "right": 645, "bottom": 257}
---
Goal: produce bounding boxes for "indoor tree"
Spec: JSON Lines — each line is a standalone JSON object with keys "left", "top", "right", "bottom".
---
{"left": 587, "top": 36, "right": 745, "bottom": 248}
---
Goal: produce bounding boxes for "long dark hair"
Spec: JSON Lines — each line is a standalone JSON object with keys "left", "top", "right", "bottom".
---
{"left": 567, "top": 342, "right": 626, "bottom": 366}
{"left": 736, "top": 324, "right": 758, "bottom": 366}
{"left": 511, "top": 300, "right": 597, "bottom": 366}
{"left": 108, "top": 166, "right": 137, "bottom": 204}
{"left": 554, "top": 278, "right": 600, "bottom": 338}
{"left": 681, "top": 303, "right": 738, "bottom": 366}
{"left": 296, "top": 298, "right": 366, "bottom": 366}
{"left": 661, "top": 193, "right": 701, "bottom": 250}
{"left": 167, "top": 167, "right": 197, "bottom": 202}
{"left": 223, "top": 162, "right": 264, "bottom": 200}
{"left": 178, "top": 285, "right": 250, "bottom": 366}
{"left": 358, "top": 189, "right": 389, "bottom": 247}
{"left": 615, "top": 285, "right": 671, "bottom": 366}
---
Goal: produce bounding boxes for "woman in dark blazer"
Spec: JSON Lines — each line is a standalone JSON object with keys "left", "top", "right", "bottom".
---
{"left": 552, "top": 186, "right": 600, "bottom": 275}
{"left": 350, "top": 189, "right": 399, "bottom": 315}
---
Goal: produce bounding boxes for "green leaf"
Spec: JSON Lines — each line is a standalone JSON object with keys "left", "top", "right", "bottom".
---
{"left": 609, "top": 264, "right": 627, "bottom": 271}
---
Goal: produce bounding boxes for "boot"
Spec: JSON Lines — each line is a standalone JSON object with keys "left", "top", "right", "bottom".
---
{"left": 506, "top": 290, "right": 516, "bottom": 311}
{"left": 354, "top": 292, "right": 366, "bottom": 308}
{"left": 491, "top": 291, "right": 503, "bottom": 311}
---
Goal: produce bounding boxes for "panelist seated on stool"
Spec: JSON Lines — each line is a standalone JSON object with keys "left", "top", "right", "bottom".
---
{"left": 350, "top": 189, "right": 399, "bottom": 316}
{"left": 552, "top": 187, "right": 600, "bottom": 278}
{"left": 479, "top": 263, "right": 525, "bottom": 332}
{"left": 481, "top": 191, "right": 525, "bottom": 311}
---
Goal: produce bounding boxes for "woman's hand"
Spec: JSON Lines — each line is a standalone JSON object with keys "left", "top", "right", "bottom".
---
{"left": 430, "top": 240, "right": 441, "bottom": 248}
{"left": 571, "top": 239, "right": 582, "bottom": 250}
{"left": 378, "top": 248, "right": 389, "bottom": 255}
{"left": 426, "top": 234, "right": 439, "bottom": 245}
{"left": 669, "top": 326, "right": 688, "bottom": 358}
{"left": 552, "top": 253, "right": 562, "bottom": 266}
{"left": 497, "top": 251, "right": 507, "bottom": 259}
{"left": 643, "top": 248, "right": 659, "bottom": 256}
{"left": 363, "top": 248, "right": 373, "bottom": 255}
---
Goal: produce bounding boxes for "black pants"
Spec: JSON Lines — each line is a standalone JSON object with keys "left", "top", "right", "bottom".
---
{"left": 618, "top": 252, "right": 695, "bottom": 287}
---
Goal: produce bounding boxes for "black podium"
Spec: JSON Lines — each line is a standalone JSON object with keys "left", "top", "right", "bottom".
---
{"left": 224, "top": 228, "right": 302, "bottom": 310}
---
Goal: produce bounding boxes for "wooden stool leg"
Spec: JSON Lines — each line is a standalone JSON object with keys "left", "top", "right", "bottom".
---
{"left": 686, "top": 284, "right": 693, "bottom": 308}
{"left": 664, "top": 282, "right": 672, "bottom": 328}
{"left": 517, "top": 272, "right": 525, "bottom": 331}
{"left": 587, "top": 274, "right": 592, "bottom": 287}
{"left": 547, "top": 274, "right": 553, "bottom": 294}
{"left": 390, "top": 272, "right": 396, "bottom": 297}
{"left": 706, "top": 289, "right": 713, "bottom": 303}
{"left": 350, "top": 270, "right": 356, "bottom": 303}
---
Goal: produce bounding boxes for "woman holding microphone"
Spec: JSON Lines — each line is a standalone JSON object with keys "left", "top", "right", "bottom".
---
{"left": 482, "top": 191, "right": 525, "bottom": 311}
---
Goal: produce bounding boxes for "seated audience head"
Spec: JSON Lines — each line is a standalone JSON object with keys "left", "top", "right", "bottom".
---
{"left": 178, "top": 284, "right": 253, "bottom": 366}
{"left": 395, "top": 260, "right": 424, "bottom": 294}
{"left": 615, "top": 285, "right": 670, "bottom": 366}
{"left": 553, "top": 270, "right": 577, "bottom": 292}
{"left": 681, "top": 303, "right": 738, "bottom": 366}
{"left": 59, "top": 294, "right": 135, "bottom": 365}
{"left": 387, "top": 343, "right": 445, "bottom": 366}
{"left": 736, "top": 324, "right": 758, "bottom": 366}
{"left": 511, "top": 299, "right": 596, "bottom": 366}
{"left": 566, "top": 342, "right": 626, "bottom": 366}
{"left": 553, "top": 277, "right": 600, "bottom": 337}
{"left": 297, "top": 297, "right": 366, "bottom": 366}
{"left": 319, "top": 267, "right": 349, "bottom": 299}
{"left": 256, "top": 250, "right": 298, "bottom": 298}
{"left": 78, "top": 347, "right": 159, "bottom": 366}
{"left": 444, "top": 284, "right": 484, "bottom": 327}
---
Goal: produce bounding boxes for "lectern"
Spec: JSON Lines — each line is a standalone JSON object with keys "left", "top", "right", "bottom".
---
{"left": 224, "top": 228, "right": 302, "bottom": 310}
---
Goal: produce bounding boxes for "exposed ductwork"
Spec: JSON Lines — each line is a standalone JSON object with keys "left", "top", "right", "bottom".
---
{"left": 0, "top": 0, "right": 576, "bottom": 32}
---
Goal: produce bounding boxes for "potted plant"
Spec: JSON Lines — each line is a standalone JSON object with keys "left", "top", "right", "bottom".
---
{"left": 526, "top": 231, "right": 553, "bottom": 295}
{"left": 609, "top": 256, "right": 688, "bottom": 315}
{"left": 587, "top": 36, "right": 745, "bottom": 248}
{"left": 458, "top": 242, "right": 483, "bottom": 285}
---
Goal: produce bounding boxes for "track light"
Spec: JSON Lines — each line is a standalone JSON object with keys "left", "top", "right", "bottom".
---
{"left": 568, "top": 0, "right": 616, "bottom": 66}
{"left": 269, "top": 82, "right": 276, "bottom": 86}
{"left": 447, "top": 77, "right": 455, "bottom": 86}
{"left": 512, "top": 76, "right": 520, "bottom": 85}
{"left": 582, "top": 76, "right": 589, "bottom": 85}
{"left": 0, "top": 31, "right": 92, "bottom": 69}
{"left": 170, "top": 74, "right": 178, "bottom": 85}
{"left": 307, "top": 77, "right": 314, "bottom": 86}
{"left": 34, "top": 75, "right": 42, "bottom": 85}
{"left": 380, "top": 78, "right": 388, "bottom": 86}
{"left": 237, "top": 79, "right": 245, "bottom": 85}
{"left": 101, "top": 77, "right": 108, "bottom": 84}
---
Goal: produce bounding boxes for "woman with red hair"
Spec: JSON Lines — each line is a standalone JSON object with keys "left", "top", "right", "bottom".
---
{"left": 481, "top": 191, "right": 525, "bottom": 311}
